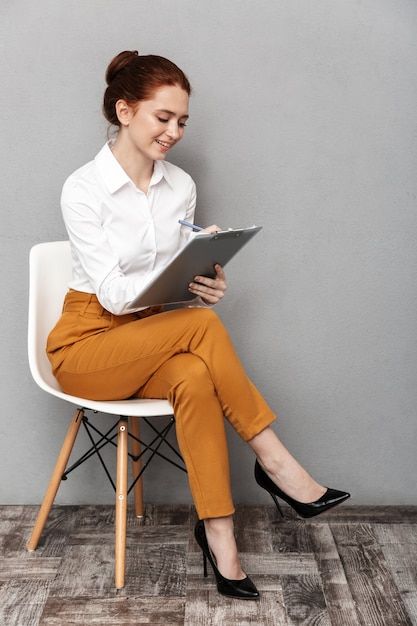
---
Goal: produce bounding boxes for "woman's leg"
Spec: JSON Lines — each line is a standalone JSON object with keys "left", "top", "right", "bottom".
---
{"left": 138, "top": 352, "right": 245, "bottom": 579}
{"left": 248, "top": 426, "right": 326, "bottom": 502}
{"left": 138, "top": 352, "right": 235, "bottom": 519}
{"left": 55, "top": 307, "right": 277, "bottom": 442}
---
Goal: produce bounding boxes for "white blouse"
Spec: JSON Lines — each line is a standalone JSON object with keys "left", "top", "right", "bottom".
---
{"left": 61, "top": 140, "right": 202, "bottom": 315}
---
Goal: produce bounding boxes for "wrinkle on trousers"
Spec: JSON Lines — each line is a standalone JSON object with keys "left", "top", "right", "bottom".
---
{"left": 46, "top": 289, "right": 277, "bottom": 518}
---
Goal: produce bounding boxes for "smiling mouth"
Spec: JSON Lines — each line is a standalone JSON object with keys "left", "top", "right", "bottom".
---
{"left": 155, "top": 139, "right": 173, "bottom": 148}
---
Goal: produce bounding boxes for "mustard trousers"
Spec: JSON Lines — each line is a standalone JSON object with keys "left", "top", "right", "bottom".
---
{"left": 46, "top": 289, "right": 277, "bottom": 519}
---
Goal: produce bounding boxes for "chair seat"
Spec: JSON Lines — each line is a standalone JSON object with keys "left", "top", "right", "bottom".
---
{"left": 37, "top": 377, "right": 174, "bottom": 417}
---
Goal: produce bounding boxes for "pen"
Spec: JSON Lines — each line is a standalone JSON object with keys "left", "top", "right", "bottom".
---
{"left": 178, "top": 219, "right": 205, "bottom": 232}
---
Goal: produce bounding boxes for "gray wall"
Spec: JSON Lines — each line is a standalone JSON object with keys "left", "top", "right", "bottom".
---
{"left": 1, "top": 0, "right": 416, "bottom": 506}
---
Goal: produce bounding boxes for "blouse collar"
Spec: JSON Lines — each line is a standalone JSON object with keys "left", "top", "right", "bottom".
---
{"left": 94, "top": 140, "right": 174, "bottom": 194}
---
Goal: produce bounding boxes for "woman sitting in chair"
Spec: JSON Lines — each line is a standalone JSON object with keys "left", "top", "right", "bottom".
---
{"left": 46, "top": 50, "right": 350, "bottom": 600}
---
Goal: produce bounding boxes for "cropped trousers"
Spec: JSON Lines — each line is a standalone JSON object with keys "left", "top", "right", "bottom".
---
{"left": 46, "top": 289, "right": 277, "bottom": 519}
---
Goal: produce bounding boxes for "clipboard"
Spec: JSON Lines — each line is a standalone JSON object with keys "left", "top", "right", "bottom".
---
{"left": 130, "top": 225, "right": 262, "bottom": 307}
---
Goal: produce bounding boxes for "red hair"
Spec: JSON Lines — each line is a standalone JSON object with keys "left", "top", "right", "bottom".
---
{"left": 102, "top": 50, "right": 192, "bottom": 128}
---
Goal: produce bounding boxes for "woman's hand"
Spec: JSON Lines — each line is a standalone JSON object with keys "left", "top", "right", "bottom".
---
{"left": 189, "top": 263, "right": 227, "bottom": 305}
{"left": 189, "top": 225, "right": 227, "bottom": 305}
{"left": 203, "top": 224, "right": 222, "bottom": 234}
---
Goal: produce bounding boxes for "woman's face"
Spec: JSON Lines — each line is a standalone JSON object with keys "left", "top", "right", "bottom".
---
{"left": 116, "top": 84, "right": 189, "bottom": 160}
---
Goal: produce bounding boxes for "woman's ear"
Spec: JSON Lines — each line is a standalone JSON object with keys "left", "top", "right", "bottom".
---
{"left": 114, "top": 99, "right": 134, "bottom": 127}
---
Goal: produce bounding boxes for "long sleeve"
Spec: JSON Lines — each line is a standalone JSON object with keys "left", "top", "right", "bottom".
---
{"left": 61, "top": 180, "right": 163, "bottom": 315}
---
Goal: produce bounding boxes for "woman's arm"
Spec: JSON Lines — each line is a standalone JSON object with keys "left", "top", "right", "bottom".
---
{"left": 61, "top": 179, "right": 162, "bottom": 315}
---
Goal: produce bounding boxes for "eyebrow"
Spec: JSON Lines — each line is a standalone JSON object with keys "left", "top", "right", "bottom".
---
{"left": 156, "top": 108, "right": 189, "bottom": 119}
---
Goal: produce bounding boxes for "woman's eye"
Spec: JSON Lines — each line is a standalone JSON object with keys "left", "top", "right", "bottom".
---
{"left": 157, "top": 116, "right": 187, "bottom": 128}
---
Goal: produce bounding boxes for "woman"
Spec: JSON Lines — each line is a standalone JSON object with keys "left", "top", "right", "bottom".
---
{"left": 46, "top": 50, "right": 350, "bottom": 600}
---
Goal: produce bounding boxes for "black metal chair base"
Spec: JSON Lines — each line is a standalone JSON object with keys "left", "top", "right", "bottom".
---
{"left": 61, "top": 409, "right": 187, "bottom": 494}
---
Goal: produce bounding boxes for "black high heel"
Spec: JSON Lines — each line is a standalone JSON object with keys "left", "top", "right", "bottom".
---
{"left": 254, "top": 459, "right": 350, "bottom": 519}
{"left": 194, "top": 520, "right": 260, "bottom": 600}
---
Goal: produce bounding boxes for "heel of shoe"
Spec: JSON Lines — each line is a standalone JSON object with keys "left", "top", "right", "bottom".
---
{"left": 269, "top": 492, "right": 284, "bottom": 518}
{"left": 202, "top": 551, "right": 208, "bottom": 577}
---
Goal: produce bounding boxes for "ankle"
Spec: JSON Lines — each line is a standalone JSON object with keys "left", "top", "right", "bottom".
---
{"left": 204, "top": 516, "right": 235, "bottom": 535}
{"left": 257, "top": 455, "right": 283, "bottom": 477}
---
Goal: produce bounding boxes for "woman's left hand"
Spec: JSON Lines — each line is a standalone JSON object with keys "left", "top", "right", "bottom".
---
{"left": 189, "top": 263, "right": 227, "bottom": 305}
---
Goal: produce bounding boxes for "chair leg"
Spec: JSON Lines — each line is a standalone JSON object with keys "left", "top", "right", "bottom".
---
{"left": 129, "top": 416, "right": 144, "bottom": 519}
{"left": 115, "top": 417, "right": 128, "bottom": 589}
{"left": 27, "top": 408, "right": 84, "bottom": 551}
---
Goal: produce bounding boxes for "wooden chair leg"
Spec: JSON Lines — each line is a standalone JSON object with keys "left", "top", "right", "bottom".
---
{"left": 115, "top": 417, "right": 128, "bottom": 589}
{"left": 27, "top": 408, "right": 84, "bottom": 551}
{"left": 129, "top": 416, "right": 144, "bottom": 519}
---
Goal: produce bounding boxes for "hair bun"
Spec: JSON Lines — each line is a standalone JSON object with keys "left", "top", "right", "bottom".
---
{"left": 105, "top": 50, "right": 139, "bottom": 85}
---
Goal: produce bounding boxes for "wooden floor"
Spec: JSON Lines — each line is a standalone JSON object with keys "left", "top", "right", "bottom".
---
{"left": 0, "top": 504, "right": 416, "bottom": 625}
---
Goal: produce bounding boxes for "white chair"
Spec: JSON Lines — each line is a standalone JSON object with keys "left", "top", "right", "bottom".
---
{"left": 26, "top": 241, "right": 185, "bottom": 588}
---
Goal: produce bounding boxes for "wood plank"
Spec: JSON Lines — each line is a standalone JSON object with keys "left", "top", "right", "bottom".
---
{"left": 69, "top": 524, "right": 188, "bottom": 546}
{"left": 373, "top": 523, "right": 417, "bottom": 545}
{"left": 186, "top": 550, "right": 317, "bottom": 592}
{"left": 0, "top": 506, "right": 39, "bottom": 523}
{"left": 373, "top": 524, "right": 417, "bottom": 624}
{"left": 49, "top": 541, "right": 188, "bottom": 598}
{"left": 184, "top": 588, "right": 288, "bottom": 626}
{"left": 234, "top": 505, "right": 274, "bottom": 553}
{"left": 1, "top": 506, "right": 77, "bottom": 558}
{"left": 331, "top": 523, "right": 413, "bottom": 625}
{"left": 141, "top": 504, "right": 191, "bottom": 527}
{"left": 184, "top": 589, "right": 210, "bottom": 626}
{"left": 280, "top": 574, "right": 331, "bottom": 626}
{"left": 379, "top": 542, "right": 417, "bottom": 625}
{"left": 0, "top": 557, "right": 61, "bottom": 581}
{"left": 0, "top": 521, "right": 18, "bottom": 556}
{"left": 309, "top": 523, "right": 360, "bottom": 625}
{"left": 39, "top": 596, "right": 185, "bottom": 625}
{"left": 48, "top": 545, "right": 116, "bottom": 598}
{"left": 122, "top": 543, "right": 187, "bottom": 597}
{"left": 186, "top": 551, "right": 284, "bottom": 593}
{"left": 246, "top": 552, "right": 319, "bottom": 578}
{"left": 271, "top": 520, "right": 315, "bottom": 554}
{"left": 266, "top": 504, "right": 417, "bottom": 525}
{"left": 312, "top": 506, "right": 417, "bottom": 524}
{"left": 0, "top": 580, "right": 50, "bottom": 626}
{"left": 35, "top": 507, "right": 80, "bottom": 558}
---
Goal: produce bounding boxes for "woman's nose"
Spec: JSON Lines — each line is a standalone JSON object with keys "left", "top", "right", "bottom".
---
{"left": 166, "top": 122, "right": 181, "bottom": 140}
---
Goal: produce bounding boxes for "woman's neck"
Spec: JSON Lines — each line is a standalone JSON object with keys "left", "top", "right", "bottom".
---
{"left": 109, "top": 133, "right": 154, "bottom": 192}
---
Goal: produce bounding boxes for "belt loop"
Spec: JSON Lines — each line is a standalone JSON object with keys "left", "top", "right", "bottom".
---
{"left": 80, "top": 294, "right": 94, "bottom": 316}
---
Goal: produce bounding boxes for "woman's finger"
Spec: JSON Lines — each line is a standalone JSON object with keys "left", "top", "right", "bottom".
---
{"left": 214, "top": 264, "right": 226, "bottom": 280}
{"left": 189, "top": 284, "right": 224, "bottom": 298}
{"left": 188, "top": 284, "right": 224, "bottom": 301}
{"left": 192, "top": 275, "right": 226, "bottom": 290}
{"left": 203, "top": 224, "right": 222, "bottom": 234}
